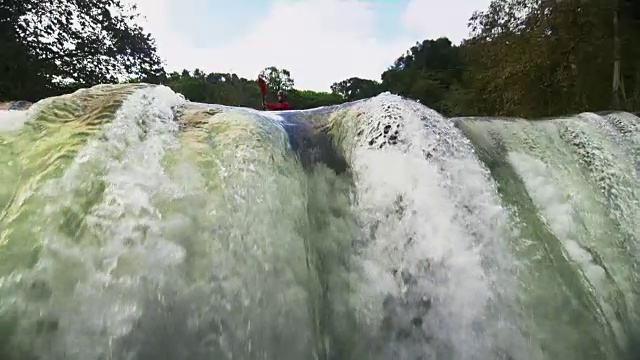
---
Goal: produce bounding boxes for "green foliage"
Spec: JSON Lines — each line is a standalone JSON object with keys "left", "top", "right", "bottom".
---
{"left": 329, "top": 0, "right": 639, "bottom": 117}
{"left": 0, "top": 0, "right": 163, "bottom": 101}
{"left": 288, "top": 89, "right": 345, "bottom": 110}
{"left": 462, "top": 0, "right": 640, "bottom": 117}
{"left": 259, "top": 66, "right": 295, "bottom": 93}
{"left": 379, "top": 38, "right": 466, "bottom": 115}
{"left": 161, "top": 69, "right": 263, "bottom": 108}
{"left": 2, "top": 0, "right": 639, "bottom": 117}
{"left": 330, "top": 77, "right": 383, "bottom": 101}
{"left": 151, "top": 69, "right": 344, "bottom": 110}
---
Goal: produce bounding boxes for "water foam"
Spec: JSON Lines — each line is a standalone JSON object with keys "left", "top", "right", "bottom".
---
{"left": 0, "top": 110, "right": 29, "bottom": 131}
{"left": 2, "top": 86, "right": 186, "bottom": 359}
{"left": 2, "top": 86, "right": 639, "bottom": 360}
{"left": 344, "top": 95, "right": 521, "bottom": 359}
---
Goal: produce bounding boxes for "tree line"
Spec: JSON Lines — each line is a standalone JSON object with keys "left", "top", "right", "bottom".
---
{"left": 2, "top": 0, "right": 639, "bottom": 117}
{"left": 141, "top": 67, "right": 345, "bottom": 110}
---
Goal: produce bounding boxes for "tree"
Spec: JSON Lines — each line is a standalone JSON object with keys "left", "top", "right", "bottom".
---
{"left": 259, "top": 66, "right": 295, "bottom": 94}
{"left": 330, "top": 77, "right": 382, "bottom": 101}
{"left": 613, "top": 0, "right": 640, "bottom": 109}
{"left": 0, "top": 0, "right": 163, "bottom": 101}
{"left": 155, "top": 68, "right": 343, "bottom": 110}
{"left": 462, "top": 0, "right": 640, "bottom": 116}
{"left": 380, "top": 38, "right": 466, "bottom": 115}
{"left": 288, "top": 89, "right": 345, "bottom": 109}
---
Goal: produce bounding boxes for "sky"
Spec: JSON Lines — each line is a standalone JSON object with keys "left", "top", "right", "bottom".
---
{"left": 124, "top": 0, "right": 491, "bottom": 91}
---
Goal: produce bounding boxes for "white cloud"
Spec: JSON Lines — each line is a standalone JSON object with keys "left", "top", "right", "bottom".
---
{"left": 401, "top": 0, "right": 492, "bottom": 43}
{"left": 126, "top": 0, "right": 487, "bottom": 91}
{"left": 126, "top": 0, "right": 413, "bottom": 91}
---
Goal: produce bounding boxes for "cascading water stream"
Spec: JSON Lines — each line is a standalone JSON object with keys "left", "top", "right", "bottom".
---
{"left": 0, "top": 84, "right": 638, "bottom": 360}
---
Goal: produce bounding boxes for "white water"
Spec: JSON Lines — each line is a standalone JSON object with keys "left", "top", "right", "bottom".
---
{"left": 341, "top": 96, "right": 522, "bottom": 359}
{"left": 1, "top": 86, "right": 639, "bottom": 360}
{"left": 0, "top": 110, "right": 29, "bottom": 131}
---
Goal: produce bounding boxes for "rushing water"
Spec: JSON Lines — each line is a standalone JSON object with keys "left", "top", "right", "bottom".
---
{"left": 0, "top": 84, "right": 638, "bottom": 360}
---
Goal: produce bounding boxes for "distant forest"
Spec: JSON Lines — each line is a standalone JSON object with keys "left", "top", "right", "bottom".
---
{"left": 2, "top": 0, "right": 639, "bottom": 117}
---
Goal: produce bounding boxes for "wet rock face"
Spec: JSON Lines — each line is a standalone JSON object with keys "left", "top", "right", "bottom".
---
{"left": 283, "top": 120, "right": 349, "bottom": 174}
{"left": 367, "top": 121, "right": 401, "bottom": 148}
{"left": 363, "top": 103, "right": 403, "bottom": 149}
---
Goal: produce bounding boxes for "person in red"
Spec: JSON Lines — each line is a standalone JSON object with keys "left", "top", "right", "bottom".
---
{"left": 263, "top": 90, "right": 291, "bottom": 110}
